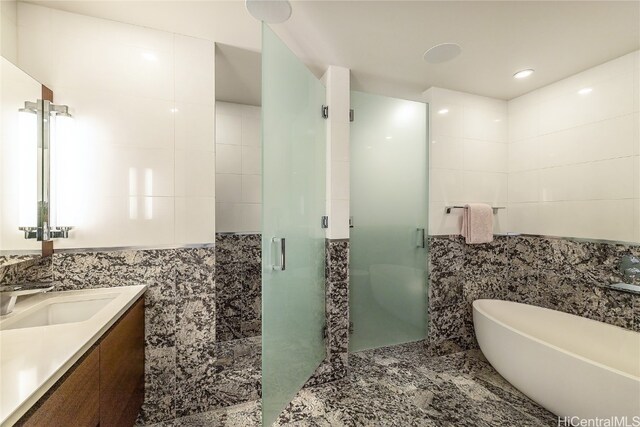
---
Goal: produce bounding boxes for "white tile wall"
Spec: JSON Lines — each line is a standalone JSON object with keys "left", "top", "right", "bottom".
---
{"left": 424, "top": 87, "right": 508, "bottom": 235}
{"left": 508, "top": 50, "right": 640, "bottom": 242}
{"left": 426, "top": 51, "right": 639, "bottom": 243}
{"left": 13, "top": 3, "right": 215, "bottom": 248}
{"left": 323, "top": 66, "right": 350, "bottom": 239}
{"left": 215, "top": 101, "right": 262, "bottom": 232}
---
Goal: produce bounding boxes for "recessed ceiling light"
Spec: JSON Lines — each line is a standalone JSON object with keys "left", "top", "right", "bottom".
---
{"left": 245, "top": 0, "right": 292, "bottom": 23}
{"left": 385, "top": 136, "right": 392, "bottom": 140}
{"left": 423, "top": 43, "right": 462, "bottom": 64}
{"left": 437, "top": 108, "right": 449, "bottom": 115}
{"left": 578, "top": 87, "right": 593, "bottom": 95}
{"left": 513, "top": 69, "right": 534, "bottom": 79}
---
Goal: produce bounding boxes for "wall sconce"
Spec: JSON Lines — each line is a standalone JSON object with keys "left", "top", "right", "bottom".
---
{"left": 18, "top": 99, "right": 74, "bottom": 240}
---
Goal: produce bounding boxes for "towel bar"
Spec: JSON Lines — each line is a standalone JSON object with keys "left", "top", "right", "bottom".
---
{"left": 444, "top": 206, "right": 506, "bottom": 214}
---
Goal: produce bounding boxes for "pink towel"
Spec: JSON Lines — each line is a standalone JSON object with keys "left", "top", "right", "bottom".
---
{"left": 461, "top": 203, "right": 493, "bottom": 244}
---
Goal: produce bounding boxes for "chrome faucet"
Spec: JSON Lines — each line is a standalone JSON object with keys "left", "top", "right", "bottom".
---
{"left": 0, "top": 283, "right": 54, "bottom": 315}
{"left": 619, "top": 255, "right": 640, "bottom": 284}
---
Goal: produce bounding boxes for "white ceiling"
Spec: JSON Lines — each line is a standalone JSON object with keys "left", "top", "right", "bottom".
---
{"left": 26, "top": 0, "right": 262, "bottom": 50}
{"left": 26, "top": 0, "right": 640, "bottom": 101}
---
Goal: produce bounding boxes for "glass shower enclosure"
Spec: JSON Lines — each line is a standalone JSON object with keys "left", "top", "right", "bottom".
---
{"left": 261, "top": 30, "right": 428, "bottom": 422}
{"left": 349, "top": 91, "right": 429, "bottom": 352}
{"left": 261, "top": 25, "right": 327, "bottom": 426}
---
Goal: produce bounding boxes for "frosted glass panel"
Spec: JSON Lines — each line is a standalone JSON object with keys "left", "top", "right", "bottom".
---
{"left": 349, "top": 91, "right": 428, "bottom": 352}
{"left": 261, "top": 25, "right": 326, "bottom": 425}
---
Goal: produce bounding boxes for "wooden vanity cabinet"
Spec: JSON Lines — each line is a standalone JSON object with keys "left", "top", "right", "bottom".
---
{"left": 100, "top": 297, "right": 145, "bottom": 427}
{"left": 19, "top": 347, "right": 100, "bottom": 427}
{"left": 17, "top": 296, "right": 145, "bottom": 427}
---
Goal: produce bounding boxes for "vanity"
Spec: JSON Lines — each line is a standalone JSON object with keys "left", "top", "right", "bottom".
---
{"left": 0, "top": 285, "right": 146, "bottom": 426}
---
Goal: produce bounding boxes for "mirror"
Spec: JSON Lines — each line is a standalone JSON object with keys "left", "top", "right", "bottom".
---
{"left": 1, "top": 54, "right": 42, "bottom": 254}
{"left": 2, "top": 1, "right": 77, "bottom": 255}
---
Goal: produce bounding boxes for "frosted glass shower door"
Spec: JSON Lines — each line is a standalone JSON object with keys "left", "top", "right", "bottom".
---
{"left": 261, "top": 25, "right": 326, "bottom": 426}
{"left": 349, "top": 91, "right": 428, "bottom": 352}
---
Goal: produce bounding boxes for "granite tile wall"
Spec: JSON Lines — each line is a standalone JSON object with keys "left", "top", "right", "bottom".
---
{"left": 427, "top": 234, "right": 640, "bottom": 355}
{"left": 213, "top": 235, "right": 350, "bottom": 388}
{"left": 214, "top": 233, "right": 262, "bottom": 341}
{"left": 0, "top": 247, "right": 251, "bottom": 424}
{"left": 53, "top": 248, "right": 261, "bottom": 423}
{"left": 506, "top": 235, "right": 640, "bottom": 331}
{"left": 2, "top": 237, "right": 350, "bottom": 424}
{"left": 307, "top": 239, "right": 350, "bottom": 386}
{"left": 50, "top": 247, "right": 221, "bottom": 422}
{"left": 0, "top": 254, "right": 52, "bottom": 285}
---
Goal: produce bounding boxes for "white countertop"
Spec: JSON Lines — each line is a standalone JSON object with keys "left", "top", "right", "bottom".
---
{"left": 0, "top": 285, "right": 146, "bottom": 426}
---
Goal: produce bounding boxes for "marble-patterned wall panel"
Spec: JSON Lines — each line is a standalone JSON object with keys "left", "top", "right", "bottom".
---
{"left": 429, "top": 234, "right": 640, "bottom": 359}
{"left": 0, "top": 254, "right": 39, "bottom": 267}
{"left": 427, "top": 235, "right": 509, "bottom": 354}
{"left": 215, "top": 234, "right": 261, "bottom": 341}
{"left": 463, "top": 237, "right": 508, "bottom": 303}
{"left": 0, "top": 254, "right": 53, "bottom": 285}
{"left": 504, "top": 236, "right": 544, "bottom": 306}
{"left": 325, "top": 240, "right": 349, "bottom": 282}
{"left": 2, "top": 244, "right": 268, "bottom": 424}
{"left": 506, "top": 236, "right": 639, "bottom": 332}
{"left": 307, "top": 239, "right": 350, "bottom": 387}
{"left": 427, "top": 236, "right": 464, "bottom": 309}
{"left": 49, "top": 247, "right": 217, "bottom": 424}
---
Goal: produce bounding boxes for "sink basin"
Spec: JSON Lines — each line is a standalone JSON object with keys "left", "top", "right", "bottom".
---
{"left": 1, "top": 295, "right": 117, "bottom": 330}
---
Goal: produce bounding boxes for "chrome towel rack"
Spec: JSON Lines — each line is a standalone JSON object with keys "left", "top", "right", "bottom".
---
{"left": 445, "top": 206, "right": 506, "bottom": 214}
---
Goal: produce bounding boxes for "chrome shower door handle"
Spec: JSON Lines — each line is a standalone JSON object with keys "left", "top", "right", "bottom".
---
{"left": 416, "top": 228, "right": 426, "bottom": 249}
{"left": 272, "top": 237, "right": 286, "bottom": 271}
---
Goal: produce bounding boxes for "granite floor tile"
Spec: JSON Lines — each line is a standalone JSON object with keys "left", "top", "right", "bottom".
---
{"left": 147, "top": 344, "right": 556, "bottom": 427}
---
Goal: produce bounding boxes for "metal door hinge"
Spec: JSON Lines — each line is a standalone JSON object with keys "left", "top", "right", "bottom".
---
{"left": 349, "top": 321, "right": 354, "bottom": 335}
{"left": 349, "top": 109, "right": 354, "bottom": 122}
{"left": 349, "top": 216, "right": 354, "bottom": 228}
{"left": 322, "top": 324, "right": 328, "bottom": 339}
{"left": 322, "top": 105, "right": 329, "bottom": 119}
{"left": 321, "top": 216, "right": 329, "bottom": 229}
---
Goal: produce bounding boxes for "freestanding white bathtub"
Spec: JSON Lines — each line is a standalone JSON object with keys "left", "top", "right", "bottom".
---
{"left": 473, "top": 299, "right": 640, "bottom": 421}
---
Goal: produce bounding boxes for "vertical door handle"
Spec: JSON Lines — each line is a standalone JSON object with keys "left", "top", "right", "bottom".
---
{"left": 272, "top": 237, "right": 286, "bottom": 271}
{"left": 416, "top": 228, "right": 426, "bottom": 249}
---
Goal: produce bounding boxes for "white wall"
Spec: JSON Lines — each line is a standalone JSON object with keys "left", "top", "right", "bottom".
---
{"left": 322, "top": 66, "right": 350, "bottom": 240}
{"left": 508, "top": 51, "right": 640, "bottom": 242}
{"left": 1, "top": 0, "right": 18, "bottom": 64}
{"left": 424, "top": 87, "right": 508, "bottom": 235}
{"left": 214, "top": 101, "right": 261, "bottom": 233}
{"left": 11, "top": 3, "right": 215, "bottom": 249}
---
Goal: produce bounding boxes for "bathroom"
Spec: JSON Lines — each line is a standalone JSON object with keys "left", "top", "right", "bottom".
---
{"left": 0, "top": 1, "right": 638, "bottom": 426}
